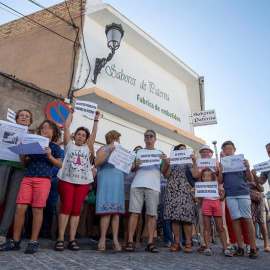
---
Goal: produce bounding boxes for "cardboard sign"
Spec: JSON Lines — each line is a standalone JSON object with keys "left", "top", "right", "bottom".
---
{"left": 192, "top": 109, "right": 217, "bottom": 127}
{"left": 170, "top": 149, "right": 192, "bottom": 165}
{"left": 7, "top": 108, "right": 16, "bottom": 123}
{"left": 75, "top": 100, "right": 97, "bottom": 119}
{"left": 136, "top": 149, "right": 162, "bottom": 167}
{"left": 221, "top": 154, "right": 245, "bottom": 173}
{"left": 195, "top": 181, "right": 219, "bottom": 198}
{"left": 253, "top": 160, "right": 270, "bottom": 173}
{"left": 197, "top": 158, "right": 216, "bottom": 170}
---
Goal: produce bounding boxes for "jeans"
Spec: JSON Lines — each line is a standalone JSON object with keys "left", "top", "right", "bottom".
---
{"left": 159, "top": 204, "right": 173, "bottom": 244}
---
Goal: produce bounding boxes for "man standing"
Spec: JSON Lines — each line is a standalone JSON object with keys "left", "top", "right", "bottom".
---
{"left": 125, "top": 130, "right": 168, "bottom": 253}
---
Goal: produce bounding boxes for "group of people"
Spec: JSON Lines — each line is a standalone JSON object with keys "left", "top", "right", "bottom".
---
{"left": 0, "top": 107, "right": 269, "bottom": 260}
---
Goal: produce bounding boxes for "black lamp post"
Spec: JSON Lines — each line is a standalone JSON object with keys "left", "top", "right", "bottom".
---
{"left": 92, "top": 23, "right": 124, "bottom": 84}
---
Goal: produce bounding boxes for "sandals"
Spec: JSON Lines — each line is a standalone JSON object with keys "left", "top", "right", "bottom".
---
{"left": 97, "top": 241, "right": 106, "bottom": 252}
{"left": 68, "top": 240, "right": 80, "bottom": 251}
{"left": 0, "top": 239, "right": 21, "bottom": 251}
{"left": 24, "top": 241, "right": 39, "bottom": 254}
{"left": 223, "top": 249, "right": 234, "bottom": 257}
{"left": 145, "top": 243, "right": 159, "bottom": 253}
{"left": 170, "top": 243, "right": 181, "bottom": 252}
{"left": 212, "top": 239, "right": 217, "bottom": 244}
{"left": 55, "top": 240, "right": 64, "bottom": 251}
{"left": 125, "top": 242, "right": 134, "bottom": 252}
{"left": 204, "top": 248, "right": 212, "bottom": 256}
{"left": 112, "top": 243, "right": 122, "bottom": 251}
{"left": 197, "top": 245, "right": 206, "bottom": 253}
{"left": 185, "top": 243, "right": 193, "bottom": 254}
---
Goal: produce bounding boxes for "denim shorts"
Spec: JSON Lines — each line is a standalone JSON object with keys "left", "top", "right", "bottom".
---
{"left": 226, "top": 196, "right": 251, "bottom": 220}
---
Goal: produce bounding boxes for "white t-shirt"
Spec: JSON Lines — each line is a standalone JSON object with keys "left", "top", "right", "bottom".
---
{"left": 57, "top": 140, "right": 94, "bottom": 185}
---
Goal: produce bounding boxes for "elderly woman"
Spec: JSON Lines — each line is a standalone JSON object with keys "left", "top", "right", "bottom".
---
{"left": 163, "top": 144, "right": 199, "bottom": 253}
{"left": 95, "top": 130, "right": 125, "bottom": 251}
{"left": 0, "top": 109, "right": 33, "bottom": 244}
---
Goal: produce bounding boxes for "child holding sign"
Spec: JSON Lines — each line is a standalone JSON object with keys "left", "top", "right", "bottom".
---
{"left": 0, "top": 120, "right": 62, "bottom": 254}
{"left": 192, "top": 168, "right": 233, "bottom": 257}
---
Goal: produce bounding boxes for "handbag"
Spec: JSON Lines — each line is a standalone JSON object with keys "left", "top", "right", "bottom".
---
{"left": 87, "top": 191, "right": 96, "bottom": 205}
{"left": 250, "top": 190, "right": 261, "bottom": 204}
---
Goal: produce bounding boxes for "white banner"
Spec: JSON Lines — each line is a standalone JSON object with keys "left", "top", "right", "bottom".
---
{"left": 221, "top": 154, "right": 245, "bottom": 173}
{"left": 75, "top": 100, "right": 97, "bottom": 119}
{"left": 192, "top": 109, "right": 217, "bottom": 127}
{"left": 253, "top": 160, "right": 270, "bottom": 173}
{"left": 0, "top": 120, "right": 28, "bottom": 162}
{"left": 108, "top": 145, "right": 136, "bottom": 174}
{"left": 197, "top": 158, "right": 216, "bottom": 170}
{"left": 195, "top": 181, "right": 219, "bottom": 198}
{"left": 136, "top": 149, "right": 162, "bottom": 167}
{"left": 7, "top": 108, "right": 16, "bottom": 124}
{"left": 170, "top": 149, "right": 192, "bottom": 165}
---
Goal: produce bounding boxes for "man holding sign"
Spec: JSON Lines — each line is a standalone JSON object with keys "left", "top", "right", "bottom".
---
{"left": 125, "top": 130, "right": 168, "bottom": 253}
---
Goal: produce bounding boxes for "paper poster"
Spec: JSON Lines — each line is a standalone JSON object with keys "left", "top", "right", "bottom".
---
{"left": 108, "top": 145, "right": 136, "bottom": 174}
{"left": 7, "top": 108, "right": 16, "bottom": 124}
{"left": 74, "top": 100, "right": 97, "bottom": 119}
{"left": 221, "top": 154, "right": 245, "bottom": 173}
{"left": 197, "top": 158, "right": 216, "bottom": 170}
{"left": 8, "top": 142, "right": 46, "bottom": 155}
{"left": 22, "top": 134, "right": 49, "bottom": 150}
{"left": 136, "top": 149, "right": 162, "bottom": 167}
{"left": 195, "top": 181, "right": 219, "bottom": 198}
{"left": 0, "top": 120, "right": 28, "bottom": 162}
{"left": 253, "top": 160, "right": 270, "bottom": 173}
{"left": 170, "top": 149, "right": 192, "bottom": 165}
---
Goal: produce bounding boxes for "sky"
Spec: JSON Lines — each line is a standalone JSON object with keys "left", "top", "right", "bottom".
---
{"left": 1, "top": 0, "right": 270, "bottom": 190}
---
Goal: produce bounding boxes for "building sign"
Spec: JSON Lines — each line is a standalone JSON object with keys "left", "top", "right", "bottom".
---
{"left": 192, "top": 109, "right": 217, "bottom": 127}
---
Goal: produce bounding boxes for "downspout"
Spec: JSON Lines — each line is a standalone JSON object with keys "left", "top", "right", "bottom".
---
{"left": 199, "top": 76, "right": 205, "bottom": 111}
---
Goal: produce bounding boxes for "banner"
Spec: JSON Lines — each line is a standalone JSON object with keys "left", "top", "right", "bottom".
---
{"left": 75, "top": 100, "right": 97, "bottom": 119}
{"left": 192, "top": 109, "right": 217, "bottom": 127}
{"left": 170, "top": 149, "right": 192, "bottom": 165}
{"left": 253, "top": 160, "right": 270, "bottom": 173}
{"left": 221, "top": 154, "right": 245, "bottom": 173}
{"left": 195, "top": 181, "right": 219, "bottom": 198}
{"left": 108, "top": 145, "right": 136, "bottom": 174}
{"left": 136, "top": 149, "right": 162, "bottom": 167}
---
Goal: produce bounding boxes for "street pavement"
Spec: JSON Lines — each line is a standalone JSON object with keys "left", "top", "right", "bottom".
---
{"left": 1, "top": 237, "right": 270, "bottom": 270}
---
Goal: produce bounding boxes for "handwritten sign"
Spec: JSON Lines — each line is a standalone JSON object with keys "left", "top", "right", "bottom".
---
{"left": 170, "top": 149, "right": 192, "bottom": 165}
{"left": 136, "top": 149, "right": 162, "bottom": 167}
{"left": 195, "top": 181, "right": 219, "bottom": 198}
{"left": 192, "top": 109, "right": 217, "bottom": 127}
{"left": 75, "top": 100, "right": 97, "bottom": 119}
{"left": 7, "top": 108, "right": 16, "bottom": 124}
{"left": 253, "top": 160, "right": 270, "bottom": 173}
{"left": 108, "top": 145, "right": 136, "bottom": 174}
{"left": 197, "top": 158, "right": 216, "bottom": 170}
{"left": 221, "top": 154, "right": 245, "bottom": 173}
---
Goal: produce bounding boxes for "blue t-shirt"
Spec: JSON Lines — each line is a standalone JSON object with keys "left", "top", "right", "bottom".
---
{"left": 24, "top": 142, "right": 62, "bottom": 178}
{"left": 223, "top": 171, "right": 250, "bottom": 197}
{"left": 260, "top": 171, "right": 270, "bottom": 185}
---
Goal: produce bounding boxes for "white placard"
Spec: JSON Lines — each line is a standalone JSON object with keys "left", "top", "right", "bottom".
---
{"left": 136, "top": 149, "right": 162, "bottom": 167}
{"left": 22, "top": 134, "right": 49, "bottom": 149}
{"left": 8, "top": 142, "right": 46, "bottom": 155}
{"left": 192, "top": 109, "right": 217, "bottom": 127}
{"left": 7, "top": 108, "right": 16, "bottom": 124}
{"left": 253, "top": 160, "right": 270, "bottom": 173}
{"left": 197, "top": 158, "right": 216, "bottom": 170}
{"left": 108, "top": 145, "right": 136, "bottom": 174}
{"left": 221, "top": 154, "right": 245, "bottom": 173}
{"left": 0, "top": 120, "right": 28, "bottom": 162}
{"left": 74, "top": 100, "right": 97, "bottom": 119}
{"left": 195, "top": 181, "right": 219, "bottom": 198}
{"left": 170, "top": 149, "right": 192, "bottom": 165}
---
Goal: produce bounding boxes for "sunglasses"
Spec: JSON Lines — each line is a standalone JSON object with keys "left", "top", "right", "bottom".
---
{"left": 144, "top": 134, "right": 154, "bottom": 138}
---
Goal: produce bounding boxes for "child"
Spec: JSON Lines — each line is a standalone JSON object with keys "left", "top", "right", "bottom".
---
{"left": 0, "top": 120, "right": 62, "bottom": 254}
{"left": 192, "top": 168, "right": 233, "bottom": 257}
{"left": 218, "top": 140, "right": 258, "bottom": 259}
{"left": 55, "top": 106, "right": 99, "bottom": 251}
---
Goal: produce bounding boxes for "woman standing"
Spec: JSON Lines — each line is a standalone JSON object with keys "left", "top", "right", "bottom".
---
{"left": 0, "top": 109, "right": 33, "bottom": 244}
{"left": 163, "top": 144, "right": 199, "bottom": 253}
{"left": 95, "top": 130, "right": 125, "bottom": 251}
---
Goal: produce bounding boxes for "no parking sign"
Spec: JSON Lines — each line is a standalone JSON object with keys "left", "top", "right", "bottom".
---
{"left": 45, "top": 101, "right": 69, "bottom": 128}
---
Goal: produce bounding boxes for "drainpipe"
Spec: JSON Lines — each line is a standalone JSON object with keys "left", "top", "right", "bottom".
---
{"left": 199, "top": 76, "right": 205, "bottom": 111}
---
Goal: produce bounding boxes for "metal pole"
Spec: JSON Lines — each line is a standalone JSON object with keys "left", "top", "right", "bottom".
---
{"left": 212, "top": 141, "right": 219, "bottom": 162}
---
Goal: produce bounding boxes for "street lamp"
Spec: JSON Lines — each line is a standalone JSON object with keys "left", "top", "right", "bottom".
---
{"left": 212, "top": 141, "right": 219, "bottom": 161}
{"left": 92, "top": 23, "right": 124, "bottom": 84}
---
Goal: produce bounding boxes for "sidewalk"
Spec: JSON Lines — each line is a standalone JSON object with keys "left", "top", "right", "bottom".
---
{"left": 1, "top": 237, "right": 270, "bottom": 270}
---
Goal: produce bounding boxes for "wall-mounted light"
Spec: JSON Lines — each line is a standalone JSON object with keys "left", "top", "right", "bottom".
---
{"left": 92, "top": 23, "right": 124, "bottom": 84}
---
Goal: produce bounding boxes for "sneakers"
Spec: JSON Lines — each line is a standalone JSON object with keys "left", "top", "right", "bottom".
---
{"left": 0, "top": 236, "right": 6, "bottom": 245}
{"left": 234, "top": 247, "right": 245, "bottom": 256}
{"left": 230, "top": 244, "right": 238, "bottom": 252}
{"left": 165, "top": 242, "right": 172, "bottom": 248}
{"left": 0, "top": 239, "right": 21, "bottom": 251}
{"left": 249, "top": 249, "right": 258, "bottom": 259}
{"left": 245, "top": 244, "right": 250, "bottom": 254}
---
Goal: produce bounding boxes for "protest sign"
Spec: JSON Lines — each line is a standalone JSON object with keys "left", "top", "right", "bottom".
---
{"left": 221, "top": 154, "right": 245, "bottom": 173}
{"left": 197, "top": 158, "right": 216, "bottom": 170}
{"left": 8, "top": 142, "right": 46, "bottom": 155}
{"left": 7, "top": 108, "right": 16, "bottom": 124}
{"left": 75, "top": 100, "right": 97, "bottom": 119}
{"left": 253, "top": 160, "right": 270, "bottom": 173}
{"left": 108, "top": 145, "right": 136, "bottom": 174}
{"left": 136, "top": 149, "right": 162, "bottom": 167}
{"left": 170, "top": 149, "right": 192, "bottom": 165}
{"left": 192, "top": 109, "right": 217, "bottom": 127}
{"left": 195, "top": 181, "right": 219, "bottom": 198}
{"left": 22, "top": 134, "right": 49, "bottom": 150}
{"left": 0, "top": 120, "right": 28, "bottom": 162}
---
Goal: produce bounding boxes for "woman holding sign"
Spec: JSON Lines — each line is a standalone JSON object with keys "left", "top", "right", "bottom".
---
{"left": 95, "top": 130, "right": 125, "bottom": 251}
{"left": 163, "top": 144, "right": 199, "bottom": 253}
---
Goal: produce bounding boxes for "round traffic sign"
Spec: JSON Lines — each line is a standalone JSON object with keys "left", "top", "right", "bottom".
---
{"left": 46, "top": 101, "right": 69, "bottom": 127}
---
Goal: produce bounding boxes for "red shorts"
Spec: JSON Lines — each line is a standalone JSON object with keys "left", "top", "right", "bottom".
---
{"left": 16, "top": 177, "right": 51, "bottom": 207}
{"left": 202, "top": 198, "right": 222, "bottom": 217}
